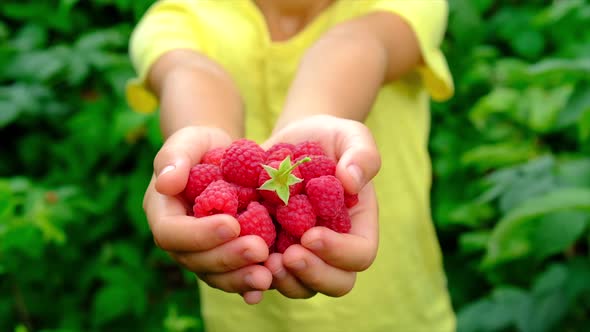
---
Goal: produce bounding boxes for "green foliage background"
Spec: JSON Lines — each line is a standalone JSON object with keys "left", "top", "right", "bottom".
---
{"left": 1, "top": 1, "right": 589, "bottom": 331}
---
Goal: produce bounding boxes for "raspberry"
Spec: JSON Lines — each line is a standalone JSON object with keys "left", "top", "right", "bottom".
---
{"left": 201, "top": 147, "right": 226, "bottom": 166}
{"left": 276, "top": 195, "right": 316, "bottom": 237}
{"left": 237, "top": 202, "right": 276, "bottom": 247}
{"left": 235, "top": 184, "right": 260, "bottom": 211}
{"left": 293, "top": 141, "right": 326, "bottom": 160}
{"left": 266, "top": 143, "right": 295, "bottom": 158}
{"left": 183, "top": 164, "right": 223, "bottom": 203}
{"left": 344, "top": 192, "right": 359, "bottom": 208}
{"left": 306, "top": 175, "right": 345, "bottom": 219}
{"left": 258, "top": 160, "right": 303, "bottom": 206}
{"left": 275, "top": 230, "right": 300, "bottom": 254}
{"left": 261, "top": 200, "right": 277, "bottom": 217}
{"left": 193, "top": 180, "right": 238, "bottom": 217}
{"left": 265, "top": 147, "right": 293, "bottom": 163}
{"left": 221, "top": 139, "right": 265, "bottom": 188}
{"left": 297, "top": 155, "right": 336, "bottom": 184}
{"left": 317, "top": 208, "right": 351, "bottom": 234}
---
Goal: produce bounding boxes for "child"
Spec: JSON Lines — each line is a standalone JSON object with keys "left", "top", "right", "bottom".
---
{"left": 126, "top": 0, "right": 456, "bottom": 331}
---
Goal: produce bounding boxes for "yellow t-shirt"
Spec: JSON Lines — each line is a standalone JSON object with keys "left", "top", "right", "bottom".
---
{"left": 126, "top": 1, "right": 456, "bottom": 331}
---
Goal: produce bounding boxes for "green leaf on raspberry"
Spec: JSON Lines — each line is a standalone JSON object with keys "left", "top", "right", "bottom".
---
{"left": 259, "top": 155, "right": 311, "bottom": 205}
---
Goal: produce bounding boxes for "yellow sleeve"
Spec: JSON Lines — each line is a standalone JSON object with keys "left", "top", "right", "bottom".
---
{"left": 371, "top": 0, "right": 454, "bottom": 101}
{"left": 125, "top": 0, "right": 204, "bottom": 113}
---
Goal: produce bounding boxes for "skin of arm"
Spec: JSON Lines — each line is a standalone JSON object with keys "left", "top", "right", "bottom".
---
{"left": 274, "top": 11, "right": 424, "bottom": 130}
{"left": 147, "top": 48, "right": 245, "bottom": 139}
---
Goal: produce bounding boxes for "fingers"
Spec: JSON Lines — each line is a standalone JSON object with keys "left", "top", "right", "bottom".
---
{"left": 282, "top": 245, "right": 357, "bottom": 297}
{"left": 144, "top": 180, "right": 241, "bottom": 252}
{"left": 153, "top": 126, "right": 231, "bottom": 195}
{"left": 334, "top": 122, "right": 381, "bottom": 194}
{"left": 242, "top": 291, "right": 264, "bottom": 305}
{"left": 301, "top": 184, "right": 379, "bottom": 271}
{"left": 198, "top": 264, "right": 273, "bottom": 293}
{"left": 171, "top": 235, "right": 269, "bottom": 273}
{"left": 262, "top": 115, "right": 381, "bottom": 194}
{"left": 265, "top": 253, "right": 316, "bottom": 299}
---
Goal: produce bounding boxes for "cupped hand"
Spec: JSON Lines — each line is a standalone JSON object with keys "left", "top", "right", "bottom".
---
{"left": 262, "top": 115, "right": 381, "bottom": 299}
{"left": 143, "top": 126, "right": 272, "bottom": 304}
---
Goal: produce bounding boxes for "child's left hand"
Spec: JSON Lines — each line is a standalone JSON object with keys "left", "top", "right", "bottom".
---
{"left": 261, "top": 115, "right": 381, "bottom": 299}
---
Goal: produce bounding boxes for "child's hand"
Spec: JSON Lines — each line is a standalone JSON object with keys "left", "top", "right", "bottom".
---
{"left": 143, "top": 126, "right": 273, "bottom": 303}
{"left": 262, "top": 115, "right": 381, "bottom": 299}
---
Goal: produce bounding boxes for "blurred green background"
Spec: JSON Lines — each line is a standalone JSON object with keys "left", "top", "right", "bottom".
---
{"left": 1, "top": 1, "right": 589, "bottom": 331}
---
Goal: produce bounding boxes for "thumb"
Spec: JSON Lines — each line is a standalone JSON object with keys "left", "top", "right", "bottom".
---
{"left": 154, "top": 126, "right": 231, "bottom": 196}
{"left": 334, "top": 124, "right": 381, "bottom": 194}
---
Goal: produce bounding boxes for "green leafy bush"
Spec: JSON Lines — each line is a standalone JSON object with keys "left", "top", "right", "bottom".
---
{"left": 432, "top": 1, "right": 590, "bottom": 331}
{"left": 1, "top": 1, "right": 588, "bottom": 331}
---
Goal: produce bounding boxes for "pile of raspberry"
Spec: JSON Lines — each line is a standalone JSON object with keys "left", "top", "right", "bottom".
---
{"left": 182, "top": 139, "right": 358, "bottom": 253}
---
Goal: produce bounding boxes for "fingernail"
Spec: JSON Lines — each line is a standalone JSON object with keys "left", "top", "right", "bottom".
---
{"left": 347, "top": 164, "right": 363, "bottom": 188}
{"left": 158, "top": 164, "right": 176, "bottom": 177}
{"left": 305, "top": 239, "right": 323, "bottom": 251}
{"left": 244, "top": 273, "right": 256, "bottom": 288}
{"left": 289, "top": 260, "right": 306, "bottom": 271}
{"left": 272, "top": 266, "right": 287, "bottom": 279}
{"left": 216, "top": 225, "right": 237, "bottom": 241}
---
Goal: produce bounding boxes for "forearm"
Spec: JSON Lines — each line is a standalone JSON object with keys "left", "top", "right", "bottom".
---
{"left": 274, "top": 12, "right": 422, "bottom": 131}
{"left": 148, "top": 49, "right": 244, "bottom": 139}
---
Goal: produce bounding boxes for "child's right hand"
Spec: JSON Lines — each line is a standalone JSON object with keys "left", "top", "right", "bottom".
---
{"left": 143, "top": 126, "right": 273, "bottom": 301}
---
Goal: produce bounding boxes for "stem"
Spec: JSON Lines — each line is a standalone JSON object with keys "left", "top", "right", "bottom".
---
{"left": 11, "top": 279, "right": 33, "bottom": 332}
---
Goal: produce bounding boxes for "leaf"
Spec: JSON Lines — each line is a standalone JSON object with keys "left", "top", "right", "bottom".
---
{"left": 521, "top": 85, "right": 574, "bottom": 133}
{"left": 556, "top": 157, "right": 590, "bottom": 189}
{"left": 0, "top": 225, "right": 44, "bottom": 259}
{"left": 11, "top": 23, "right": 48, "bottom": 51}
{"left": 484, "top": 188, "right": 590, "bottom": 267}
{"left": 469, "top": 87, "right": 520, "bottom": 130}
{"left": 555, "top": 83, "right": 590, "bottom": 129}
{"left": 511, "top": 29, "right": 545, "bottom": 59}
{"left": 457, "top": 287, "right": 530, "bottom": 332}
{"left": 579, "top": 107, "right": 590, "bottom": 142}
{"left": 0, "top": 101, "right": 20, "bottom": 127}
{"left": 459, "top": 230, "right": 491, "bottom": 254}
{"left": 498, "top": 171, "right": 556, "bottom": 214}
{"left": 92, "top": 284, "right": 134, "bottom": 325}
{"left": 258, "top": 156, "right": 308, "bottom": 205}
{"left": 461, "top": 141, "right": 538, "bottom": 172}
{"left": 516, "top": 264, "right": 573, "bottom": 332}
{"left": 532, "top": 211, "right": 588, "bottom": 260}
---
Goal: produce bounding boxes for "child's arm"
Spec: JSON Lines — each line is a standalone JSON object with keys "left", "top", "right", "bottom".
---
{"left": 147, "top": 49, "right": 244, "bottom": 140}
{"left": 143, "top": 50, "right": 273, "bottom": 303}
{"left": 267, "top": 12, "right": 424, "bottom": 298}
{"left": 274, "top": 11, "right": 422, "bottom": 130}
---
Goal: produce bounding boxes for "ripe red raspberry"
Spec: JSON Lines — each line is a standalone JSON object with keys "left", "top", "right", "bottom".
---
{"left": 276, "top": 195, "right": 316, "bottom": 237}
{"left": 234, "top": 184, "right": 260, "bottom": 211}
{"left": 201, "top": 147, "right": 226, "bottom": 166}
{"left": 258, "top": 160, "right": 304, "bottom": 206}
{"left": 237, "top": 202, "right": 276, "bottom": 247}
{"left": 275, "top": 230, "right": 300, "bottom": 254}
{"left": 261, "top": 200, "right": 277, "bottom": 217}
{"left": 293, "top": 141, "right": 326, "bottom": 160}
{"left": 221, "top": 139, "right": 265, "bottom": 188}
{"left": 305, "top": 175, "right": 345, "bottom": 219}
{"left": 193, "top": 180, "right": 238, "bottom": 217}
{"left": 183, "top": 164, "right": 223, "bottom": 203}
{"left": 265, "top": 147, "right": 293, "bottom": 163}
{"left": 297, "top": 155, "right": 336, "bottom": 184}
{"left": 266, "top": 143, "right": 295, "bottom": 158}
{"left": 317, "top": 208, "right": 351, "bottom": 234}
{"left": 344, "top": 192, "right": 359, "bottom": 208}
